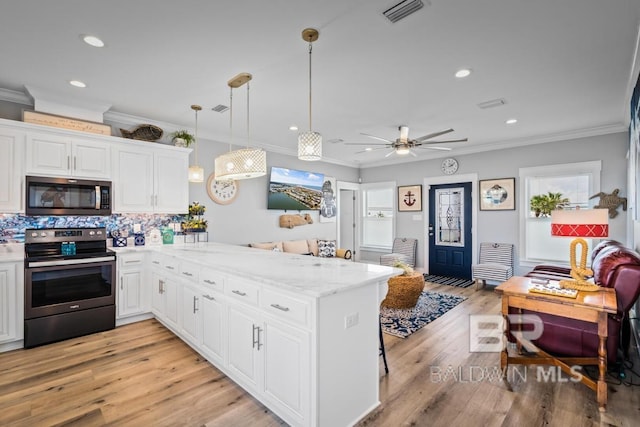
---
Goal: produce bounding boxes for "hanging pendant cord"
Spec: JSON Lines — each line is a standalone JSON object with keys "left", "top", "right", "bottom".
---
{"left": 308, "top": 40, "right": 313, "bottom": 131}
{"left": 246, "top": 81, "right": 250, "bottom": 147}
{"left": 194, "top": 108, "right": 199, "bottom": 164}
{"left": 229, "top": 86, "right": 233, "bottom": 152}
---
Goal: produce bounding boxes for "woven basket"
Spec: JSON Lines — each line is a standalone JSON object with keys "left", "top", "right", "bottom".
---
{"left": 382, "top": 272, "right": 425, "bottom": 309}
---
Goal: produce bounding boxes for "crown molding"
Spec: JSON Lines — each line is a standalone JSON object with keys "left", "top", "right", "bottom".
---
{"left": 0, "top": 88, "right": 32, "bottom": 105}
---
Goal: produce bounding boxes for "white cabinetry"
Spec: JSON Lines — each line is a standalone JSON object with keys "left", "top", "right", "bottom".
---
{"left": 0, "top": 261, "right": 23, "bottom": 346}
{"left": 149, "top": 255, "right": 180, "bottom": 332}
{"left": 112, "top": 145, "right": 189, "bottom": 214}
{"left": 0, "top": 127, "right": 25, "bottom": 212}
{"left": 225, "top": 278, "right": 310, "bottom": 425}
{"left": 26, "top": 133, "right": 111, "bottom": 178}
{"left": 116, "top": 252, "right": 148, "bottom": 320}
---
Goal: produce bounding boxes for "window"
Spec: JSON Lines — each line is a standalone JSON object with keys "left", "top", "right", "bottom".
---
{"left": 519, "top": 161, "right": 601, "bottom": 265}
{"left": 361, "top": 182, "right": 395, "bottom": 250}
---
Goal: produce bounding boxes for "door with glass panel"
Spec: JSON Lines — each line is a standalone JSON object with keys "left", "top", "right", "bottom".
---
{"left": 428, "top": 182, "right": 472, "bottom": 278}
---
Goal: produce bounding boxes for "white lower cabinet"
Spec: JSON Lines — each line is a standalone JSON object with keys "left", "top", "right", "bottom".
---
{"left": 117, "top": 253, "right": 148, "bottom": 319}
{"left": 226, "top": 299, "right": 310, "bottom": 426}
{"left": 200, "top": 291, "right": 225, "bottom": 366}
{"left": 150, "top": 260, "right": 180, "bottom": 333}
{"left": 181, "top": 283, "right": 201, "bottom": 345}
{"left": 0, "top": 261, "right": 23, "bottom": 345}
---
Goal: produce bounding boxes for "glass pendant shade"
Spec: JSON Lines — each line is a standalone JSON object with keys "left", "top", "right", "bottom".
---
{"left": 188, "top": 165, "right": 204, "bottom": 182}
{"left": 215, "top": 148, "right": 266, "bottom": 180}
{"left": 298, "top": 131, "right": 322, "bottom": 161}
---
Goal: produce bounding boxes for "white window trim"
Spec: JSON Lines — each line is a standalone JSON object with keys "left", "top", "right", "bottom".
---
{"left": 518, "top": 160, "right": 601, "bottom": 268}
{"left": 360, "top": 181, "right": 396, "bottom": 251}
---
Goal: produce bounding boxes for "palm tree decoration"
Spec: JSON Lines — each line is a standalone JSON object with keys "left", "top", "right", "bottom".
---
{"left": 530, "top": 192, "right": 570, "bottom": 217}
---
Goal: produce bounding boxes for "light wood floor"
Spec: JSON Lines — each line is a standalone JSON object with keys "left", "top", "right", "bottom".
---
{"left": 1, "top": 282, "right": 638, "bottom": 427}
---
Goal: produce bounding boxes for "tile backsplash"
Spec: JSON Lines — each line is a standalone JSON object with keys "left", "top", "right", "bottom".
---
{"left": 0, "top": 213, "right": 186, "bottom": 243}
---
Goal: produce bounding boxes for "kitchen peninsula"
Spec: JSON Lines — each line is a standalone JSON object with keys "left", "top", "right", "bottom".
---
{"left": 115, "top": 242, "right": 399, "bottom": 427}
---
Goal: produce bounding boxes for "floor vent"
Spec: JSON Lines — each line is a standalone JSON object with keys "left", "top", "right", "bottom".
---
{"left": 212, "top": 104, "right": 229, "bottom": 113}
{"left": 383, "top": 0, "right": 426, "bottom": 23}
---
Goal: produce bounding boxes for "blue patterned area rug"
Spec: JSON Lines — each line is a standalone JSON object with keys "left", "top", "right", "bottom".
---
{"left": 380, "top": 291, "right": 467, "bottom": 338}
{"left": 423, "top": 274, "right": 475, "bottom": 288}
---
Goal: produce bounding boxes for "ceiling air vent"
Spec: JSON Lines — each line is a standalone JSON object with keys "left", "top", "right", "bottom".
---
{"left": 477, "top": 98, "right": 507, "bottom": 109}
{"left": 383, "top": 0, "right": 426, "bottom": 23}
{"left": 212, "top": 104, "right": 229, "bottom": 113}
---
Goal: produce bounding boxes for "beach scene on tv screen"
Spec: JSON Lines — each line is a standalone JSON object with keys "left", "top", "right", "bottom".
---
{"left": 268, "top": 167, "right": 324, "bottom": 210}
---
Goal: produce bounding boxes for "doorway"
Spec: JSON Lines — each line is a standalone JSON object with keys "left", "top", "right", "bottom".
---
{"left": 337, "top": 181, "right": 359, "bottom": 261}
{"left": 423, "top": 173, "right": 478, "bottom": 277}
{"left": 428, "top": 182, "right": 472, "bottom": 279}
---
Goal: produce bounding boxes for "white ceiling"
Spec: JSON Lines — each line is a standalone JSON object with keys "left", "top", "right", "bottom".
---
{"left": 1, "top": 0, "right": 639, "bottom": 168}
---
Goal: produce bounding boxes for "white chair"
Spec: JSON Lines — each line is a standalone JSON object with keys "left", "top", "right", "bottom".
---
{"left": 472, "top": 242, "right": 514, "bottom": 290}
{"left": 380, "top": 238, "right": 418, "bottom": 268}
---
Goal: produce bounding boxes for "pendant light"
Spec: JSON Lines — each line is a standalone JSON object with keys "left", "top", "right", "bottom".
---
{"left": 188, "top": 104, "right": 204, "bottom": 182}
{"left": 214, "top": 73, "right": 267, "bottom": 180}
{"left": 298, "top": 28, "right": 322, "bottom": 161}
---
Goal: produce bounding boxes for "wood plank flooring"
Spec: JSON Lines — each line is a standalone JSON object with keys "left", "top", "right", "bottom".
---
{"left": 1, "top": 282, "right": 638, "bottom": 426}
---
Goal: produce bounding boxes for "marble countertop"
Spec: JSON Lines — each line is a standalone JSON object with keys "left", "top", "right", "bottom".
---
{"left": 113, "top": 242, "right": 401, "bottom": 298}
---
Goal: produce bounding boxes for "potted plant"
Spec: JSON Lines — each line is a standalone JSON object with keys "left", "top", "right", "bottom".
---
{"left": 529, "top": 192, "right": 570, "bottom": 217}
{"left": 169, "top": 130, "right": 195, "bottom": 147}
{"left": 182, "top": 201, "right": 207, "bottom": 232}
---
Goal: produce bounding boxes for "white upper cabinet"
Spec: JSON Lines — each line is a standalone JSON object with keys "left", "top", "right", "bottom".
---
{"left": 26, "top": 133, "right": 111, "bottom": 179}
{"left": 112, "top": 144, "right": 188, "bottom": 214}
{"left": 0, "top": 127, "right": 25, "bottom": 213}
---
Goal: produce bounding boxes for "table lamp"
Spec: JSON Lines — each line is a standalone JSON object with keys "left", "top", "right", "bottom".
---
{"left": 550, "top": 208, "right": 608, "bottom": 291}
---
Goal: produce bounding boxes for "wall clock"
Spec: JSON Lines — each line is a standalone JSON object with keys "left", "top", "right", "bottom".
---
{"left": 441, "top": 157, "right": 459, "bottom": 175}
{"left": 206, "top": 173, "right": 238, "bottom": 205}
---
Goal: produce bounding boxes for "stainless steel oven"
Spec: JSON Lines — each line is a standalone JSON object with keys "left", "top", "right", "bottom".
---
{"left": 25, "top": 176, "right": 112, "bottom": 216}
{"left": 24, "top": 228, "right": 116, "bottom": 348}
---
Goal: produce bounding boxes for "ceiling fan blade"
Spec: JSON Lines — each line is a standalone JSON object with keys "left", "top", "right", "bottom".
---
{"left": 415, "top": 146, "right": 452, "bottom": 151}
{"left": 360, "top": 133, "right": 395, "bottom": 144}
{"left": 355, "top": 147, "right": 389, "bottom": 154}
{"left": 345, "top": 142, "right": 390, "bottom": 146}
{"left": 384, "top": 150, "right": 396, "bottom": 158}
{"left": 408, "top": 150, "right": 417, "bottom": 157}
{"left": 413, "top": 128, "right": 454, "bottom": 142}
{"left": 414, "top": 138, "right": 468, "bottom": 146}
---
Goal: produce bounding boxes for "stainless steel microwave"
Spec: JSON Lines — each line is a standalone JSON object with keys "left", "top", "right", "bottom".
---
{"left": 25, "top": 176, "right": 112, "bottom": 216}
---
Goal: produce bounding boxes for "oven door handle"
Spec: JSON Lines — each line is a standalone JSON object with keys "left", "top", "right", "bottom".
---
{"left": 28, "top": 255, "right": 116, "bottom": 268}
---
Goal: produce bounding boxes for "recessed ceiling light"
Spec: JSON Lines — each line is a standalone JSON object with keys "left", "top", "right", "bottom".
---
{"left": 82, "top": 35, "right": 104, "bottom": 47}
{"left": 506, "top": 118, "right": 518, "bottom": 125}
{"left": 455, "top": 68, "right": 472, "bottom": 78}
{"left": 289, "top": 125, "right": 298, "bottom": 131}
{"left": 69, "top": 80, "right": 86, "bottom": 88}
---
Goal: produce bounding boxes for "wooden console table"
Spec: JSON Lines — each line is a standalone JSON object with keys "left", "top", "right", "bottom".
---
{"left": 495, "top": 276, "right": 616, "bottom": 412}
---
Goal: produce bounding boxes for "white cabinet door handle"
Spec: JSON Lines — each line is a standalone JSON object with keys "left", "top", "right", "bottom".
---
{"left": 120, "top": 277, "right": 123, "bottom": 290}
{"left": 270, "top": 303, "right": 290, "bottom": 312}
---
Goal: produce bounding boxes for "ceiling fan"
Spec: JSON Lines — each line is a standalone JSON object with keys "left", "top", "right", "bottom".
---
{"left": 347, "top": 126, "right": 467, "bottom": 157}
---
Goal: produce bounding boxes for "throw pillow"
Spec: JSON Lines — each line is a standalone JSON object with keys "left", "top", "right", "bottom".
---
{"left": 318, "top": 239, "right": 337, "bottom": 257}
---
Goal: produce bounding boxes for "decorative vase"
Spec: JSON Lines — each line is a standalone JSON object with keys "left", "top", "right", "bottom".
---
{"left": 173, "top": 137, "right": 187, "bottom": 147}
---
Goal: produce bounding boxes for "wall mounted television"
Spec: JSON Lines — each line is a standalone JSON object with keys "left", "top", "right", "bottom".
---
{"left": 267, "top": 166, "right": 325, "bottom": 210}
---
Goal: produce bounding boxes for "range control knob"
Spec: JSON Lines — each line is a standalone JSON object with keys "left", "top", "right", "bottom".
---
{"left": 40, "top": 232, "right": 47, "bottom": 237}
{"left": 31, "top": 232, "right": 38, "bottom": 237}
{"left": 89, "top": 231, "right": 95, "bottom": 236}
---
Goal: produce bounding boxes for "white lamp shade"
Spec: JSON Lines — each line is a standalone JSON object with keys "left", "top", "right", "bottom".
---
{"left": 215, "top": 148, "right": 266, "bottom": 180}
{"left": 298, "top": 131, "right": 322, "bottom": 161}
{"left": 188, "top": 165, "right": 204, "bottom": 183}
{"left": 550, "top": 209, "right": 609, "bottom": 237}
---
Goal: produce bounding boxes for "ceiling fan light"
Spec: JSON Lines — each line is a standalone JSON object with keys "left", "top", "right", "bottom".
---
{"left": 396, "top": 146, "right": 411, "bottom": 155}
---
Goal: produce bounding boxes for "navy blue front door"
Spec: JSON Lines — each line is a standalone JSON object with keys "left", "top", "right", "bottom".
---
{"left": 428, "top": 182, "right": 472, "bottom": 279}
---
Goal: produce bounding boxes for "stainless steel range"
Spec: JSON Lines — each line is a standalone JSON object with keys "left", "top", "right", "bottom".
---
{"left": 24, "top": 227, "right": 116, "bottom": 348}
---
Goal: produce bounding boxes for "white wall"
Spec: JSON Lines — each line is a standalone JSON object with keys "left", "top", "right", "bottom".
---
{"left": 359, "top": 132, "right": 629, "bottom": 274}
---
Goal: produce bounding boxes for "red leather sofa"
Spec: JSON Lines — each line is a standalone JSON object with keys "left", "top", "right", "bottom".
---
{"left": 521, "top": 240, "right": 640, "bottom": 363}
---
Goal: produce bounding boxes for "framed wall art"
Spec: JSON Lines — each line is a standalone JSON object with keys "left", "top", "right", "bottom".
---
{"left": 479, "top": 178, "right": 516, "bottom": 211}
{"left": 398, "top": 185, "right": 422, "bottom": 212}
